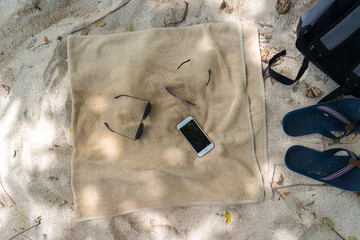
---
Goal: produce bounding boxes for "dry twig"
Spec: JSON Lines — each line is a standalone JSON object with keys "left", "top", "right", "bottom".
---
{"left": 273, "top": 188, "right": 286, "bottom": 201}
{"left": 257, "top": 22, "right": 273, "bottom": 28}
{"left": 165, "top": 1, "right": 189, "bottom": 27}
{"left": 8, "top": 217, "right": 41, "bottom": 240}
{"left": 32, "top": 43, "right": 48, "bottom": 52}
{"left": 0, "top": 177, "right": 16, "bottom": 205}
{"left": 13, "top": 228, "right": 32, "bottom": 240}
{"left": 70, "top": 0, "right": 131, "bottom": 34}
{"left": 302, "top": 200, "right": 315, "bottom": 210}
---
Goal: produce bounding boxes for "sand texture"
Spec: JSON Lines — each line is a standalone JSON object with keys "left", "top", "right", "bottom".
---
{"left": 0, "top": 0, "right": 359, "bottom": 239}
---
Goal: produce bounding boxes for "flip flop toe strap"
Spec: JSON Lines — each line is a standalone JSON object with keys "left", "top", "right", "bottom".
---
{"left": 319, "top": 150, "right": 359, "bottom": 181}
{"left": 316, "top": 105, "right": 355, "bottom": 139}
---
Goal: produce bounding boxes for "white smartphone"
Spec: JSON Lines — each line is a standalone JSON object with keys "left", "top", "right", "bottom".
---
{"left": 177, "top": 116, "right": 214, "bottom": 157}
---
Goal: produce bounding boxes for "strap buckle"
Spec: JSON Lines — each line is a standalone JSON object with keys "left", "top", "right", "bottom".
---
{"left": 341, "top": 77, "right": 359, "bottom": 94}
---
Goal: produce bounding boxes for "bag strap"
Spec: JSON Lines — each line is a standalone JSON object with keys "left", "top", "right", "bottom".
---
{"left": 268, "top": 50, "right": 310, "bottom": 85}
{"left": 319, "top": 62, "right": 360, "bottom": 103}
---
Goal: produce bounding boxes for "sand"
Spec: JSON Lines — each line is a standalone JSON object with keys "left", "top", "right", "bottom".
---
{"left": 0, "top": 0, "right": 359, "bottom": 239}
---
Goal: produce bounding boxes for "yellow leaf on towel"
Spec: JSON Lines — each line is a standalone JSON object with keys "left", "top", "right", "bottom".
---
{"left": 348, "top": 236, "right": 357, "bottom": 240}
{"left": 224, "top": 212, "right": 231, "bottom": 223}
{"left": 70, "top": 128, "right": 72, "bottom": 133}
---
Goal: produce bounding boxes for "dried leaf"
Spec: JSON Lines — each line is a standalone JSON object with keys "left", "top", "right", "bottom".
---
{"left": 322, "top": 217, "right": 334, "bottom": 229}
{"left": 346, "top": 133, "right": 356, "bottom": 142}
{"left": 270, "top": 77, "right": 276, "bottom": 85}
{"left": 356, "top": 192, "right": 360, "bottom": 196}
{"left": 303, "top": 200, "right": 315, "bottom": 209}
{"left": 271, "top": 179, "right": 276, "bottom": 188}
{"left": 276, "top": 0, "right": 291, "bottom": 15}
{"left": 264, "top": 33, "right": 273, "bottom": 39}
{"left": 96, "top": 20, "right": 106, "bottom": 27}
{"left": 348, "top": 236, "right": 357, "bottom": 240}
{"left": 12, "top": 150, "right": 16, "bottom": 158}
{"left": 35, "top": 216, "right": 42, "bottom": 224}
{"left": 225, "top": 6, "right": 234, "bottom": 14}
{"left": 260, "top": 47, "right": 276, "bottom": 63}
{"left": 224, "top": 212, "right": 231, "bottom": 223}
{"left": 283, "top": 192, "right": 289, "bottom": 196}
{"left": 332, "top": 131, "right": 343, "bottom": 138}
{"left": 44, "top": 36, "right": 50, "bottom": 44}
{"left": 272, "top": 56, "right": 284, "bottom": 66}
{"left": 276, "top": 174, "right": 284, "bottom": 186}
{"left": 126, "top": 24, "right": 133, "bottom": 31}
{"left": 219, "top": 0, "right": 227, "bottom": 10}
{"left": 48, "top": 176, "right": 59, "bottom": 182}
{"left": 1, "top": 84, "right": 10, "bottom": 95}
{"left": 306, "top": 87, "right": 322, "bottom": 98}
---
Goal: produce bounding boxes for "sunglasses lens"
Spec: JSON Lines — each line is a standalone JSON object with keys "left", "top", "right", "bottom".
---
{"left": 135, "top": 123, "right": 144, "bottom": 140}
{"left": 143, "top": 102, "right": 151, "bottom": 119}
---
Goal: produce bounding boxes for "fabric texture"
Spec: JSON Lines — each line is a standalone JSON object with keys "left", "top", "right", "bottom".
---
{"left": 68, "top": 22, "right": 267, "bottom": 220}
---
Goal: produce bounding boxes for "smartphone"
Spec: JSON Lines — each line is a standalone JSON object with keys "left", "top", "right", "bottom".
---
{"left": 177, "top": 116, "right": 214, "bottom": 157}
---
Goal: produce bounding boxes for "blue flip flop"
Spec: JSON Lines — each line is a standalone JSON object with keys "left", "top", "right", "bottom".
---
{"left": 285, "top": 146, "right": 360, "bottom": 191}
{"left": 282, "top": 98, "right": 360, "bottom": 139}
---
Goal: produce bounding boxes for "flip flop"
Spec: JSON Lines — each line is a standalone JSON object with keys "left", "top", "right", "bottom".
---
{"left": 285, "top": 145, "right": 360, "bottom": 191}
{"left": 282, "top": 98, "right": 360, "bottom": 139}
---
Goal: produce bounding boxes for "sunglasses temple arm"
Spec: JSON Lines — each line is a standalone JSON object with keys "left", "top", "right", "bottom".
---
{"left": 114, "top": 94, "right": 150, "bottom": 103}
{"left": 104, "top": 123, "right": 136, "bottom": 141}
{"left": 196, "top": 69, "right": 211, "bottom": 105}
{"left": 162, "top": 71, "right": 177, "bottom": 87}
{"left": 206, "top": 69, "right": 211, "bottom": 85}
{"left": 177, "top": 59, "right": 191, "bottom": 69}
{"left": 162, "top": 59, "right": 191, "bottom": 87}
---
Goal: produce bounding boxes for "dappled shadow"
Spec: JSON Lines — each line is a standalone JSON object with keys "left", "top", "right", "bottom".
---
{"left": 1, "top": 0, "right": 360, "bottom": 240}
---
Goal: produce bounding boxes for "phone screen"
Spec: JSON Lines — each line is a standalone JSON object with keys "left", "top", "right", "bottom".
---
{"left": 179, "top": 119, "right": 211, "bottom": 153}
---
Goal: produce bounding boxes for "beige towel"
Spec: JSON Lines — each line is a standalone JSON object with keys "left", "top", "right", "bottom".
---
{"left": 68, "top": 22, "right": 267, "bottom": 221}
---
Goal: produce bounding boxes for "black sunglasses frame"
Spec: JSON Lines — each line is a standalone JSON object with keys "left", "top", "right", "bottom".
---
{"left": 104, "top": 94, "right": 151, "bottom": 141}
{"left": 161, "top": 59, "right": 211, "bottom": 106}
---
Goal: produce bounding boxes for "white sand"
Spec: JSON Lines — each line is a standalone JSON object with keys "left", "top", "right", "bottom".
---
{"left": 0, "top": 0, "right": 359, "bottom": 239}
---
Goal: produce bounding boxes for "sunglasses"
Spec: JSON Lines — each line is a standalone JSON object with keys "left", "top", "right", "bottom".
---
{"left": 104, "top": 94, "right": 151, "bottom": 141}
{"left": 162, "top": 59, "right": 211, "bottom": 106}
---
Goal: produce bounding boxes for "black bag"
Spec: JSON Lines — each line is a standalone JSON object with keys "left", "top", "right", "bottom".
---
{"left": 269, "top": 0, "right": 360, "bottom": 103}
